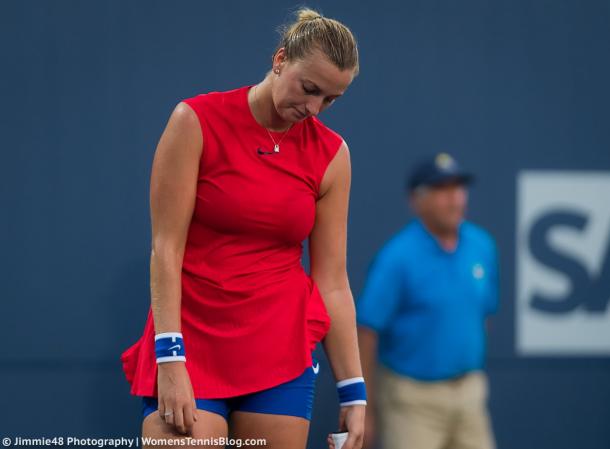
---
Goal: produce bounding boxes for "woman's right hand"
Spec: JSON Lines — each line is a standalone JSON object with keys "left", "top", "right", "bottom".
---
{"left": 157, "top": 362, "right": 198, "bottom": 434}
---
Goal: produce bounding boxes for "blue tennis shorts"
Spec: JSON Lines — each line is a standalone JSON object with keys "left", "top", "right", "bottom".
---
{"left": 142, "top": 352, "right": 320, "bottom": 421}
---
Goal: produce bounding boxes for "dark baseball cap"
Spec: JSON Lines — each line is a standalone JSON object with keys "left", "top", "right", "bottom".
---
{"left": 407, "top": 152, "right": 474, "bottom": 191}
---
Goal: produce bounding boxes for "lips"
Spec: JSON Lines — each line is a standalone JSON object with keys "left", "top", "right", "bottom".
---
{"left": 294, "top": 108, "right": 307, "bottom": 119}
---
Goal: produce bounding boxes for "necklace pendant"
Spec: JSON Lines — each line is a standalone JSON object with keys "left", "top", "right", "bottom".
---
{"left": 274, "top": 144, "right": 280, "bottom": 153}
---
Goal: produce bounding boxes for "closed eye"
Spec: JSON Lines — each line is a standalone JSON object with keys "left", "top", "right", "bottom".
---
{"left": 302, "top": 84, "right": 339, "bottom": 104}
{"left": 302, "top": 84, "right": 318, "bottom": 95}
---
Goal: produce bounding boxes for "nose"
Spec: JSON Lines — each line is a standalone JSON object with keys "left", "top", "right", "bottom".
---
{"left": 305, "top": 97, "right": 325, "bottom": 116}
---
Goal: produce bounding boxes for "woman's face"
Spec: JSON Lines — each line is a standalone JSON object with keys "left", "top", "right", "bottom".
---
{"left": 271, "top": 47, "right": 355, "bottom": 123}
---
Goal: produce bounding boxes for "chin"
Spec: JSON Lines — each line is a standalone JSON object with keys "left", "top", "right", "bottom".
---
{"left": 275, "top": 109, "right": 296, "bottom": 123}
{"left": 440, "top": 218, "right": 461, "bottom": 233}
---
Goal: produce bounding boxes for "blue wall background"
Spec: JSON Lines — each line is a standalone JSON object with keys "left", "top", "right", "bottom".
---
{"left": 1, "top": 1, "right": 609, "bottom": 448}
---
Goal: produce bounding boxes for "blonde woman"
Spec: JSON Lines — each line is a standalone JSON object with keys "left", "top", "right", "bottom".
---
{"left": 120, "top": 8, "right": 366, "bottom": 449}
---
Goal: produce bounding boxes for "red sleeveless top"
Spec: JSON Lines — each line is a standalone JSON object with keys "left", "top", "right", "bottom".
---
{"left": 120, "top": 85, "right": 343, "bottom": 398}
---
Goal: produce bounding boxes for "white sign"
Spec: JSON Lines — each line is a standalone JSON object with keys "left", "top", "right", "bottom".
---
{"left": 516, "top": 171, "right": 610, "bottom": 355}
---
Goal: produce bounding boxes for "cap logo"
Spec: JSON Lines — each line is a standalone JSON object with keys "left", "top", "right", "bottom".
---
{"left": 435, "top": 153, "right": 455, "bottom": 171}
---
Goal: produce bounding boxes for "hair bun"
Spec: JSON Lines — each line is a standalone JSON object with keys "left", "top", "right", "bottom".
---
{"left": 273, "top": 7, "right": 359, "bottom": 75}
{"left": 297, "top": 8, "right": 323, "bottom": 22}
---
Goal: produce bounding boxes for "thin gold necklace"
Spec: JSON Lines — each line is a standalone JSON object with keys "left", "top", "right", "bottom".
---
{"left": 253, "top": 84, "right": 293, "bottom": 153}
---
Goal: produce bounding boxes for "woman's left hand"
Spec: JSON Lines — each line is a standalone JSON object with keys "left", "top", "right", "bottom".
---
{"left": 326, "top": 404, "right": 366, "bottom": 449}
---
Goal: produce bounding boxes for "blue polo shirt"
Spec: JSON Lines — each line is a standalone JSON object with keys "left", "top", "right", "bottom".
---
{"left": 356, "top": 218, "right": 499, "bottom": 381}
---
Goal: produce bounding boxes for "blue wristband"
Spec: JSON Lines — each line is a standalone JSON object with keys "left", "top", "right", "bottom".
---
{"left": 154, "top": 332, "right": 186, "bottom": 363}
{"left": 337, "top": 376, "right": 367, "bottom": 406}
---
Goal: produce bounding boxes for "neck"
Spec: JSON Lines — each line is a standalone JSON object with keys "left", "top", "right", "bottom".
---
{"left": 248, "top": 76, "right": 293, "bottom": 132}
{"left": 419, "top": 217, "right": 459, "bottom": 252}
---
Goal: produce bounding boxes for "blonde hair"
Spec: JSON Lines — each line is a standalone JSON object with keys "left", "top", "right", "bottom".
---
{"left": 274, "top": 7, "right": 359, "bottom": 75}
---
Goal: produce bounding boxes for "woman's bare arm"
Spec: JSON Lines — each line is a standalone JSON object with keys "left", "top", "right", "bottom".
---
{"left": 148, "top": 100, "right": 202, "bottom": 433}
{"left": 149, "top": 102, "right": 202, "bottom": 334}
{"left": 311, "top": 141, "right": 365, "bottom": 449}
{"left": 310, "top": 141, "right": 361, "bottom": 380}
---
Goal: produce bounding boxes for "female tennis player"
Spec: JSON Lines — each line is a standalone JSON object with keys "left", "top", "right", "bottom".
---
{"left": 120, "top": 7, "right": 366, "bottom": 449}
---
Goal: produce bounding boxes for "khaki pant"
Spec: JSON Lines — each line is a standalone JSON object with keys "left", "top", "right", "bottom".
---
{"left": 377, "top": 364, "right": 496, "bottom": 449}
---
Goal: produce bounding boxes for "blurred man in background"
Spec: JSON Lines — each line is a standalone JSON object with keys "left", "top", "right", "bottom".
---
{"left": 357, "top": 153, "right": 499, "bottom": 449}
